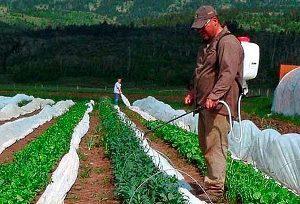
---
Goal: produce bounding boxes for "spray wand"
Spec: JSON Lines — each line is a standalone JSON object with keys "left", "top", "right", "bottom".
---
{"left": 144, "top": 106, "right": 203, "bottom": 137}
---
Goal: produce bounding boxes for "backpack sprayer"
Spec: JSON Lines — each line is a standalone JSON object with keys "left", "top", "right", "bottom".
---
{"left": 222, "top": 37, "right": 260, "bottom": 145}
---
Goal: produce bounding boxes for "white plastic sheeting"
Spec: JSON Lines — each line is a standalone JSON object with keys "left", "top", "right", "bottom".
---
{"left": 130, "top": 96, "right": 300, "bottom": 195}
{"left": 116, "top": 106, "right": 205, "bottom": 204}
{"left": 133, "top": 96, "right": 198, "bottom": 132}
{"left": 229, "top": 120, "right": 300, "bottom": 195}
{"left": 272, "top": 67, "right": 300, "bottom": 116}
{"left": 0, "top": 98, "right": 55, "bottom": 121}
{"left": 0, "top": 94, "right": 34, "bottom": 109}
{"left": 37, "top": 101, "right": 94, "bottom": 204}
{"left": 121, "top": 94, "right": 156, "bottom": 121}
{"left": 0, "top": 100, "right": 75, "bottom": 154}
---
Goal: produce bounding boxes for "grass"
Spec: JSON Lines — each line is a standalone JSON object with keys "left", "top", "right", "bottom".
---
{"left": 243, "top": 96, "right": 300, "bottom": 126}
{"left": 80, "top": 164, "right": 92, "bottom": 179}
{"left": 87, "top": 137, "right": 96, "bottom": 150}
{"left": 94, "top": 167, "right": 104, "bottom": 174}
{"left": 78, "top": 150, "right": 88, "bottom": 161}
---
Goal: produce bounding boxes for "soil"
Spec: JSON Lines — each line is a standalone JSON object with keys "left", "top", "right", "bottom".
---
{"left": 0, "top": 118, "right": 56, "bottom": 163}
{"left": 0, "top": 109, "right": 42, "bottom": 126}
{"left": 121, "top": 107, "right": 228, "bottom": 203}
{"left": 65, "top": 110, "right": 119, "bottom": 204}
{"left": 241, "top": 112, "right": 300, "bottom": 134}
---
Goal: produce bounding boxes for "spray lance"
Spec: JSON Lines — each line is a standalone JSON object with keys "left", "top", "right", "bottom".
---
{"left": 143, "top": 106, "right": 203, "bottom": 137}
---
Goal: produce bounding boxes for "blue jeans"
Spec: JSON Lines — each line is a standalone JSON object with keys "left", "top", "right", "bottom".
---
{"left": 114, "top": 93, "right": 120, "bottom": 105}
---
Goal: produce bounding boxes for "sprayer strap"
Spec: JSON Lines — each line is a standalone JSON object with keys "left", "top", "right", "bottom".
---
{"left": 215, "top": 33, "right": 243, "bottom": 94}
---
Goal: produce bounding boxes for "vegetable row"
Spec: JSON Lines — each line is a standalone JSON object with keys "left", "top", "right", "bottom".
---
{"left": 0, "top": 102, "right": 87, "bottom": 203}
{"left": 146, "top": 120, "right": 300, "bottom": 204}
{"left": 98, "top": 99, "right": 186, "bottom": 204}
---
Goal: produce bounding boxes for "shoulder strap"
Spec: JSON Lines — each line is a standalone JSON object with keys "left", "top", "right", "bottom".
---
{"left": 216, "top": 32, "right": 235, "bottom": 55}
{"left": 215, "top": 32, "right": 235, "bottom": 69}
{"left": 215, "top": 33, "right": 243, "bottom": 93}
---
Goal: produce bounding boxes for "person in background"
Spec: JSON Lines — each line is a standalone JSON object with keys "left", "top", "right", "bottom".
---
{"left": 113, "top": 78, "right": 122, "bottom": 105}
{"left": 185, "top": 5, "right": 243, "bottom": 202}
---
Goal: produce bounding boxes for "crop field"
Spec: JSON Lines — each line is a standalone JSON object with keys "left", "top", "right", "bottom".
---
{"left": 0, "top": 1, "right": 299, "bottom": 203}
{"left": 0, "top": 89, "right": 298, "bottom": 203}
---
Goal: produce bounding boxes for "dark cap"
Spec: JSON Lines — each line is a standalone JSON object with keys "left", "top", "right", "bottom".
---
{"left": 191, "top": 5, "right": 217, "bottom": 29}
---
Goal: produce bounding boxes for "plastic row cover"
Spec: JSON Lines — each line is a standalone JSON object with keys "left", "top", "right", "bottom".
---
{"left": 121, "top": 94, "right": 156, "bottom": 121}
{"left": 132, "top": 96, "right": 198, "bottom": 133}
{"left": 272, "top": 67, "right": 300, "bottom": 116}
{"left": 0, "top": 94, "right": 34, "bottom": 109}
{"left": 37, "top": 101, "right": 94, "bottom": 204}
{"left": 230, "top": 120, "right": 300, "bottom": 195}
{"left": 130, "top": 96, "right": 300, "bottom": 195}
{"left": 0, "top": 98, "right": 55, "bottom": 121}
{"left": 0, "top": 100, "right": 75, "bottom": 154}
{"left": 116, "top": 103, "right": 205, "bottom": 204}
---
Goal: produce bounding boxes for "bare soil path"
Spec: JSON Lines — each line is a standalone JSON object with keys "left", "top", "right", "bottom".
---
{"left": 65, "top": 110, "right": 119, "bottom": 204}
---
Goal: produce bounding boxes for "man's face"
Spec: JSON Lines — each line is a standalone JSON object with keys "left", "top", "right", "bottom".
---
{"left": 196, "top": 18, "right": 216, "bottom": 41}
{"left": 118, "top": 79, "right": 122, "bottom": 83}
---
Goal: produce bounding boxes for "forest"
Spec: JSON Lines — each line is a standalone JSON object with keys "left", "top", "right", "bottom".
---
{"left": 0, "top": 0, "right": 299, "bottom": 88}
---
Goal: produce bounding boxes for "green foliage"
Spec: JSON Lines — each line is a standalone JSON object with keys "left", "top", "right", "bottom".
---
{"left": 17, "top": 99, "right": 31, "bottom": 107}
{"left": 146, "top": 120, "right": 300, "bottom": 203}
{"left": 0, "top": 1, "right": 299, "bottom": 32}
{"left": 146, "top": 120, "right": 206, "bottom": 173}
{"left": 98, "top": 98, "right": 186, "bottom": 203}
{"left": 243, "top": 97, "right": 273, "bottom": 117}
{"left": 0, "top": 102, "right": 87, "bottom": 203}
{"left": 0, "top": 1, "right": 299, "bottom": 88}
{"left": 243, "top": 97, "right": 300, "bottom": 126}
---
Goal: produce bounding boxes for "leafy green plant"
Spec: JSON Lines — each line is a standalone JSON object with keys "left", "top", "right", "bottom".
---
{"left": 0, "top": 102, "right": 87, "bottom": 203}
{"left": 146, "top": 120, "right": 300, "bottom": 204}
{"left": 98, "top": 99, "right": 186, "bottom": 204}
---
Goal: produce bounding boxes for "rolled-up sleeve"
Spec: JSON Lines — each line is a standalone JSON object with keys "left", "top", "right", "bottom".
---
{"left": 207, "top": 39, "right": 240, "bottom": 100}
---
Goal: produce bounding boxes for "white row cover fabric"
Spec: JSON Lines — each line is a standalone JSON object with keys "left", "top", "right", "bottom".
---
{"left": 121, "top": 94, "right": 156, "bottom": 121}
{"left": 133, "top": 96, "right": 198, "bottom": 132}
{"left": 272, "top": 67, "right": 300, "bottom": 116}
{"left": 130, "top": 96, "right": 300, "bottom": 195}
{"left": 229, "top": 120, "right": 300, "bottom": 195}
{"left": 115, "top": 105, "right": 205, "bottom": 204}
{"left": 37, "top": 101, "right": 94, "bottom": 204}
{"left": 0, "top": 100, "right": 75, "bottom": 155}
{"left": 0, "top": 94, "right": 34, "bottom": 109}
{"left": 0, "top": 98, "right": 55, "bottom": 121}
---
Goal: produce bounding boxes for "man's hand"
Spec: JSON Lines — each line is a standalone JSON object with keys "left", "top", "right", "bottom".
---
{"left": 204, "top": 98, "right": 219, "bottom": 110}
{"left": 184, "top": 91, "right": 195, "bottom": 106}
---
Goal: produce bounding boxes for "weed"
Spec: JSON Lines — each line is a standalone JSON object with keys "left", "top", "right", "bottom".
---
{"left": 80, "top": 164, "right": 92, "bottom": 179}
{"left": 94, "top": 167, "right": 104, "bottom": 174}
{"left": 78, "top": 150, "right": 88, "bottom": 161}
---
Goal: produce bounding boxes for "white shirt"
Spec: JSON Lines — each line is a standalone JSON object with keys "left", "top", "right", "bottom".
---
{"left": 114, "top": 82, "right": 121, "bottom": 94}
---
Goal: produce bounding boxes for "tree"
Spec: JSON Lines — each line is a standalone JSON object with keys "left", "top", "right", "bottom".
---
{"left": 0, "top": 34, "right": 25, "bottom": 73}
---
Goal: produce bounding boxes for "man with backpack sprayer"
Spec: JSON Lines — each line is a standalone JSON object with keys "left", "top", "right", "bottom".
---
{"left": 185, "top": 5, "right": 244, "bottom": 202}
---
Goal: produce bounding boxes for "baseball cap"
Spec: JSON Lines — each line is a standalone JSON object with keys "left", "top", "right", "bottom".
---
{"left": 191, "top": 5, "right": 217, "bottom": 29}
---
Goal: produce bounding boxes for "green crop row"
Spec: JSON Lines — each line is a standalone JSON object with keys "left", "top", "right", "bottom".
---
{"left": 98, "top": 99, "right": 186, "bottom": 204}
{"left": 146, "top": 120, "right": 300, "bottom": 204}
{"left": 0, "top": 102, "right": 87, "bottom": 204}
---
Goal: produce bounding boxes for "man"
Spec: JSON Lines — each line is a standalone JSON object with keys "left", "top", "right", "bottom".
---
{"left": 113, "top": 78, "right": 122, "bottom": 105}
{"left": 185, "top": 5, "right": 244, "bottom": 202}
